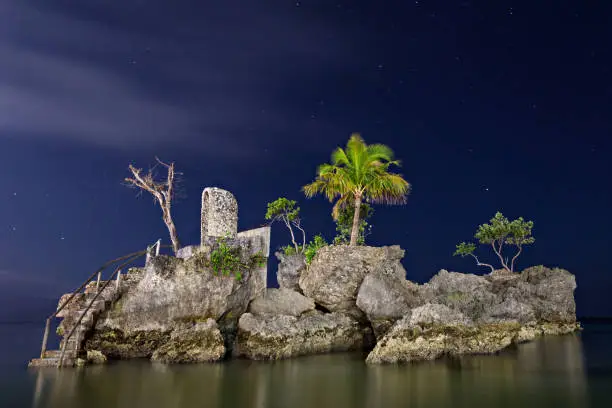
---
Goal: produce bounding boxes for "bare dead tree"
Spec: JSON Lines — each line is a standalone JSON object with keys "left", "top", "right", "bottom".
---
{"left": 124, "top": 157, "right": 182, "bottom": 255}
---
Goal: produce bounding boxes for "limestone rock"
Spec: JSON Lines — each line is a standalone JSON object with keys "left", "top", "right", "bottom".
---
{"left": 483, "top": 297, "right": 536, "bottom": 324}
{"left": 85, "top": 328, "right": 170, "bottom": 359}
{"left": 248, "top": 288, "right": 315, "bottom": 317}
{"left": 408, "top": 303, "right": 473, "bottom": 326}
{"left": 151, "top": 319, "right": 225, "bottom": 363}
{"left": 299, "top": 245, "right": 406, "bottom": 314}
{"left": 86, "top": 350, "right": 107, "bottom": 364}
{"left": 234, "top": 312, "right": 374, "bottom": 360}
{"left": 356, "top": 273, "right": 423, "bottom": 338}
{"left": 365, "top": 303, "right": 515, "bottom": 364}
{"left": 520, "top": 266, "right": 577, "bottom": 323}
{"left": 426, "top": 270, "right": 497, "bottom": 321}
{"left": 275, "top": 252, "right": 307, "bottom": 292}
{"left": 176, "top": 245, "right": 199, "bottom": 259}
{"left": 94, "top": 251, "right": 264, "bottom": 334}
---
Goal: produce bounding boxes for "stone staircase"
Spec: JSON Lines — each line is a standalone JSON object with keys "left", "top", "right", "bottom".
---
{"left": 28, "top": 268, "right": 144, "bottom": 368}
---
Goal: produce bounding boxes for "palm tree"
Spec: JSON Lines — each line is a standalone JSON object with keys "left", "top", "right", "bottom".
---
{"left": 302, "top": 133, "right": 410, "bottom": 246}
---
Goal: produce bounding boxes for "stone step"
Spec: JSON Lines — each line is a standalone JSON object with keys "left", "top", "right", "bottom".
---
{"left": 28, "top": 357, "right": 75, "bottom": 368}
{"left": 44, "top": 349, "right": 78, "bottom": 359}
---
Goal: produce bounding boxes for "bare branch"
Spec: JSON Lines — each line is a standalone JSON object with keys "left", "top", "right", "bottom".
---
{"left": 124, "top": 158, "right": 182, "bottom": 254}
{"left": 469, "top": 254, "right": 495, "bottom": 273}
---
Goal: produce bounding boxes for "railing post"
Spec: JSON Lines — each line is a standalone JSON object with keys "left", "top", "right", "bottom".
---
{"left": 96, "top": 271, "right": 102, "bottom": 292}
{"left": 40, "top": 318, "right": 51, "bottom": 359}
{"left": 145, "top": 244, "right": 152, "bottom": 265}
{"left": 116, "top": 269, "right": 122, "bottom": 291}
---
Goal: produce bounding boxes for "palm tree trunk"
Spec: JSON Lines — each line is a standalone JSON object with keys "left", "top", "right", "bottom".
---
{"left": 349, "top": 195, "right": 362, "bottom": 246}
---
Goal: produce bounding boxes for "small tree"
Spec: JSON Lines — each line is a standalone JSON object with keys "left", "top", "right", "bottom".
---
{"left": 265, "top": 197, "right": 306, "bottom": 253}
{"left": 124, "top": 157, "right": 182, "bottom": 255}
{"left": 454, "top": 212, "right": 535, "bottom": 272}
{"left": 333, "top": 202, "right": 373, "bottom": 245}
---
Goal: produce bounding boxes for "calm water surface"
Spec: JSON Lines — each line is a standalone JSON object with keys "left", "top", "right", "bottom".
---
{"left": 1, "top": 322, "right": 611, "bottom": 407}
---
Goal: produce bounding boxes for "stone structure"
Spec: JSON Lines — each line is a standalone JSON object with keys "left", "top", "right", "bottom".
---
{"left": 201, "top": 187, "right": 238, "bottom": 242}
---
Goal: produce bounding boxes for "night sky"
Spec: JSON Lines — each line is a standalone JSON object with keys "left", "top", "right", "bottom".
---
{"left": 1, "top": 0, "right": 610, "bottom": 320}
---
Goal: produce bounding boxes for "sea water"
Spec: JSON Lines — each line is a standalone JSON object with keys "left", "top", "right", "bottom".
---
{"left": 1, "top": 322, "right": 611, "bottom": 408}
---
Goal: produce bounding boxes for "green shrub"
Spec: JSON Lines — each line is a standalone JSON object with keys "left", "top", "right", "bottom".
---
{"left": 210, "top": 236, "right": 267, "bottom": 281}
{"left": 280, "top": 245, "right": 297, "bottom": 256}
{"left": 304, "top": 234, "right": 328, "bottom": 265}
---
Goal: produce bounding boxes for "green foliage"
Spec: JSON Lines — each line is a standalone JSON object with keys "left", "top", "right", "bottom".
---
{"left": 280, "top": 244, "right": 297, "bottom": 256}
{"left": 209, "top": 237, "right": 267, "bottom": 281}
{"left": 333, "top": 202, "right": 374, "bottom": 245}
{"left": 304, "top": 234, "right": 328, "bottom": 265}
{"left": 265, "top": 197, "right": 306, "bottom": 253}
{"left": 453, "top": 242, "right": 476, "bottom": 257}
{"left": 210, "top": 237, "right": 242, "bottom": 279}
{"left": 302, "top": 133, "right": 410, "bottom": 245}
{"left": 265, "top": 197, "right": 300, "bottom": 222}
{"left": 474, "top": 212, "right": 535, "bottom": 248}
{"left": 454, "top": 212, "right": 535, "bottom": 272}
{"left": 250, "top": 251, "right": 267, "bottom": 268}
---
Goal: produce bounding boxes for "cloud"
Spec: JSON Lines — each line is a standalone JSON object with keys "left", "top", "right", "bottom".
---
{"left": 0, "top": 0, "right": 358, "bottom": 155}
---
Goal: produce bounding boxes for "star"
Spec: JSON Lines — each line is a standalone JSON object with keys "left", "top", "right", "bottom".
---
{"left": 484, "top": 187, "right": 489, "bottom": 191}
{"left": 11, "top": 226, "right": 16, "bottom": 231}
{"left": 377, "top": 64, "right": 384, "bottom": 69}
{"left": 12, "top": 192, "right": 17, "bottom": 196}
{"left": 60, "top": 236, "right": 65, "bottom": 240}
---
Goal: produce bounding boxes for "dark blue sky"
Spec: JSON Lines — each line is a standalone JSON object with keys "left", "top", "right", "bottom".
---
{"left": 1, "top": 0, "right": 610, "bottom": 319}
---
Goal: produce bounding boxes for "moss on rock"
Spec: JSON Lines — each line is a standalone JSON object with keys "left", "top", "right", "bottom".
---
{"left": 85, "top": 328, "right": 170, "bottom": 359}
{"left": 151, "top": 320, "right": 225, "bottom": 363}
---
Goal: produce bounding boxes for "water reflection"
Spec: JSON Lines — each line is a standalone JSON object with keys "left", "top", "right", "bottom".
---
{"left": 32, "top": 334, "right": 588, "bottom": 408}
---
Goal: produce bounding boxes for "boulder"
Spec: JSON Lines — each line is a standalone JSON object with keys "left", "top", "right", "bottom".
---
{"left": 86, "top": 350, "right": 107, "bottom": 364}
{"left": 483, "top": 297, "right": 536, "bottom": 324}
{"left": 234, "top": 312, "right": 374, "bottom": 360}
{"left": 299, "top": 245, "right": 406, "bottom": 315}
{"left": 151, "top": 319, "right": 225, "bottom": 363}
{"left": 85, "top": 328, "right": 170, "bottom": 359}
{"left": 408, "top": 303, "right": 473, "bottom": 326}
{"left": 519, "top": 266, "right": 577, "bottom": 323}
{"left": 366, "top": 303, "right": 519, "bottom": 364}
{"left": 248, "top": 288, "right": 315, "bottom": 317}
{"left": 275, "top": 252, "right": 307, "bottom": 292}
{"left": 426, "top": 270, "right": 497, "bottom": 321}
{"left": 176, "top": 245, "right": 199, "bottom": 259}
{"left": 94, "top": 251, "right": 265, "bottom": 334}
{"left": 356, "top": 273, "right": 423, "bottom": 338}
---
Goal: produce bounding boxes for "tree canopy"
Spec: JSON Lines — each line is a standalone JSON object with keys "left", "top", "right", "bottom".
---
{"left": 302, "top": 133, "right": 410, "bottom": 245}
{"left": 454, "top": 212, "right": 535, "bottom": 272}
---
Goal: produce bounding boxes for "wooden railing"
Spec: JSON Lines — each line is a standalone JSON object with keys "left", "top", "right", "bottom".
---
{"left": 39, "top": 240, "right": 168, "bottom": 367}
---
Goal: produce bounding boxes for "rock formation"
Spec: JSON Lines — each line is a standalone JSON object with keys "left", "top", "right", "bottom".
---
{"left": 233, "top": 312, "right": 373, "bottom": 360}
{"left": 275, "top": 252, "right": 307, "bottom": 292}
{"left": 299, "top": 245, "right": 406, "bottom": 319}
{"left": 78, "top": 244, "right": 578, "bottom": 366}
{"left": 363, "top": 265, "right": 580, "bottom": 364}
{"left": 85, "top": 238, "right": 267, "bottom": 363}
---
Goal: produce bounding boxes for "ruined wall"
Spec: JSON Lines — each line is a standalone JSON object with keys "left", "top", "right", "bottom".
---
{"left": 201, "top": 187, "right": 238, "bottom": 244}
